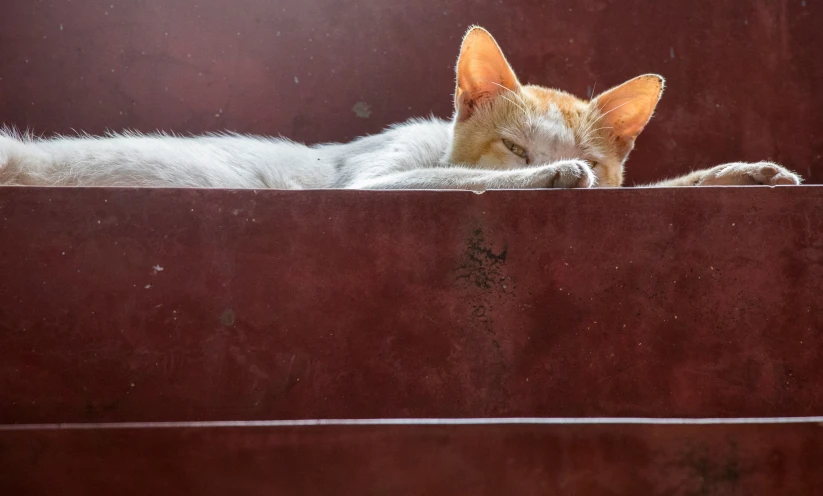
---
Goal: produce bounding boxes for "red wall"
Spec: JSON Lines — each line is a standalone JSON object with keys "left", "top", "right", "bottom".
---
{"left": 2, "top": 187, "right": 822, "bottom": 423}
{"left": 3, "top": 423, "right": 822, "bottom": 495}
{"left": 1, "top": 0, "right": 821, "bottom": 185}
{"left": 2, "top": 185, "right": 823, "bottom": 492}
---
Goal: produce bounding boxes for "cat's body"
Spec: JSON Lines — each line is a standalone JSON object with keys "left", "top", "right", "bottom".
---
{"left": 0, "top": 118, "right": 455, "bottom": 189}
{"left": 0, "top": 118, "right": 600, "bottom": 190}
{"left": 0, "top": 27, "right": 802, "bottom": 190}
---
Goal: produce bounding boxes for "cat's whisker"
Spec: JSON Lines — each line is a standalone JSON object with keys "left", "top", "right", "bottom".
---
{"left": 580, "top": 131, "right": 609, "bottom": 148}
{"left": 578, "top": 114, "right": 606, "bottom": 143}
{"left": 500, "top": 95, "right": 527, "bottom": 115}
{"left": 596, "top": 98, "right": 639, "bottom": 120}
{"left": 578, "top": 97, "right": 638, "bottom": 141}
{"left": 578, "top": 120, "right": 603, "bottom": 144}
{"left": 490, "top": 81, "right": 528, "bottom": 107}
{"left": 581, "top": 125, "right": 614, "bottom": 144}
{"left": 579, "top": 110, "right": 620, "bottom": 143}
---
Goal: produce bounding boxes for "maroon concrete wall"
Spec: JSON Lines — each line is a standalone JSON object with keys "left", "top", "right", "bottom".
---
{"left": 2, "top": 186, "right": 821, "bottom": 423}
{"left": 2, "top": 422, "right": 821, "bottom": 495}
{"left": 0, "top": 0, "right": 821, "bottom": 185}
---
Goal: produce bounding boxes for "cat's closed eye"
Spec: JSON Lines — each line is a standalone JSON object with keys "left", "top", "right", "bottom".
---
{"left": 502, "top": 139, "right": 529, "bottom": 162}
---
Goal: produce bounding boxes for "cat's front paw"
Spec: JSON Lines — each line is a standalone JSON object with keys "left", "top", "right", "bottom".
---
{"left": 699, "top": 162, "right": 802, "bottom": 186}
{"left": 539, "top": 160, "right": 595, "bottom": 189}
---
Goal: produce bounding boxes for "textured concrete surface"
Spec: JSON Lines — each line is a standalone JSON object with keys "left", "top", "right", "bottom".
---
{"left": 1, "top": 186, "right": 821, "bottom": 423}
{"left": 1, "top": 421, "right": 821, "bottom": 495}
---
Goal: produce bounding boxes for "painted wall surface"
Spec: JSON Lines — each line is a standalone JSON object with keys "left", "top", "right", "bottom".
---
{"left": 1, "top": 187, "right": 821, "bottom": 423}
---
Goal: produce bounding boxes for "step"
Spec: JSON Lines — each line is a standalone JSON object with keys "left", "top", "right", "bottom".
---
{"left": 1, "top": 418, "right": 822, "bottom": 495}
{"left": 1, "top": 186, "right": 820, "bottom": 423}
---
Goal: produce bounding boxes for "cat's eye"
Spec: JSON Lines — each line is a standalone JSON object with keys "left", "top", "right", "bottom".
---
{"left": 502, "top": 139, "right": 528, "bottom": 161}
{"left": 590, "top": 161, "right": 599, "bottom": 168}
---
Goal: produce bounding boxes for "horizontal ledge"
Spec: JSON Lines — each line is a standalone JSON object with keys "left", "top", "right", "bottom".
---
{"left": 4, "top": 416, "right": 823, "bottom": 431}
{"left": 0, "top": 185, "right": 819, "bottom": 193}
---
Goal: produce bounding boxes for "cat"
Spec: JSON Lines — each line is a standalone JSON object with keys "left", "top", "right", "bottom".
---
{"left": 0, "top": 26, "right": 802, "bottom": 190}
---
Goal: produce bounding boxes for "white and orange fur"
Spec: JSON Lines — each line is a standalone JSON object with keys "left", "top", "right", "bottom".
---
{"left": 0, "top": 27, "right": 802, "bottom": 190}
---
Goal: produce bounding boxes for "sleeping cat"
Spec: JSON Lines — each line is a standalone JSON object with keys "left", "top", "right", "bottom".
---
{"left": 0, "top": 26, "right": 802, "bottom": 190}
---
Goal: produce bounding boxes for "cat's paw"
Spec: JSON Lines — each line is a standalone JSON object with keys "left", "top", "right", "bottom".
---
{"left": 538, "top": 160, "right": 595, "bottom": 189}
{"left": 699, "top": 162, "right": 802, "bottom": 186}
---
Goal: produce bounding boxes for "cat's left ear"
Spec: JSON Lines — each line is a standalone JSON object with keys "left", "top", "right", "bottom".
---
{"left": 590, "top": 74, "right": 665, "bottom": 141}
{"left": 454, "top": 26, "right": 520, "bottom": 121}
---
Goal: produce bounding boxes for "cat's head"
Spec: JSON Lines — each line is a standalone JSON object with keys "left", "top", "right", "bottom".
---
{"left": 446, "top": 26, "right": 664, "bottom": 187}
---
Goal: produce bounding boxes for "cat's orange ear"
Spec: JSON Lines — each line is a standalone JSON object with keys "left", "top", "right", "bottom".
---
{"left": 454, "top": 26, "right": 520, "bottom": 120}
{"left": 590, "top": 74, "right": 665, "bottom": 140}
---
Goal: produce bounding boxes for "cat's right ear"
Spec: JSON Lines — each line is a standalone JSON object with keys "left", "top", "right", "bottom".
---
{"left": 454, "top": 26, "right": 520, "bottom": 121}
{"left": 589, "top": 74, "right": 665, "bottom": 142}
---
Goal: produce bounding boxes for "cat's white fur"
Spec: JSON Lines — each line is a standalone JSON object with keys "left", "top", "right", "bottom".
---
{"left": 0, "top": 123, "right": 441, "bottom": 189}
{"left": 0, "top": 118, "right": 596, "bottom": 190}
